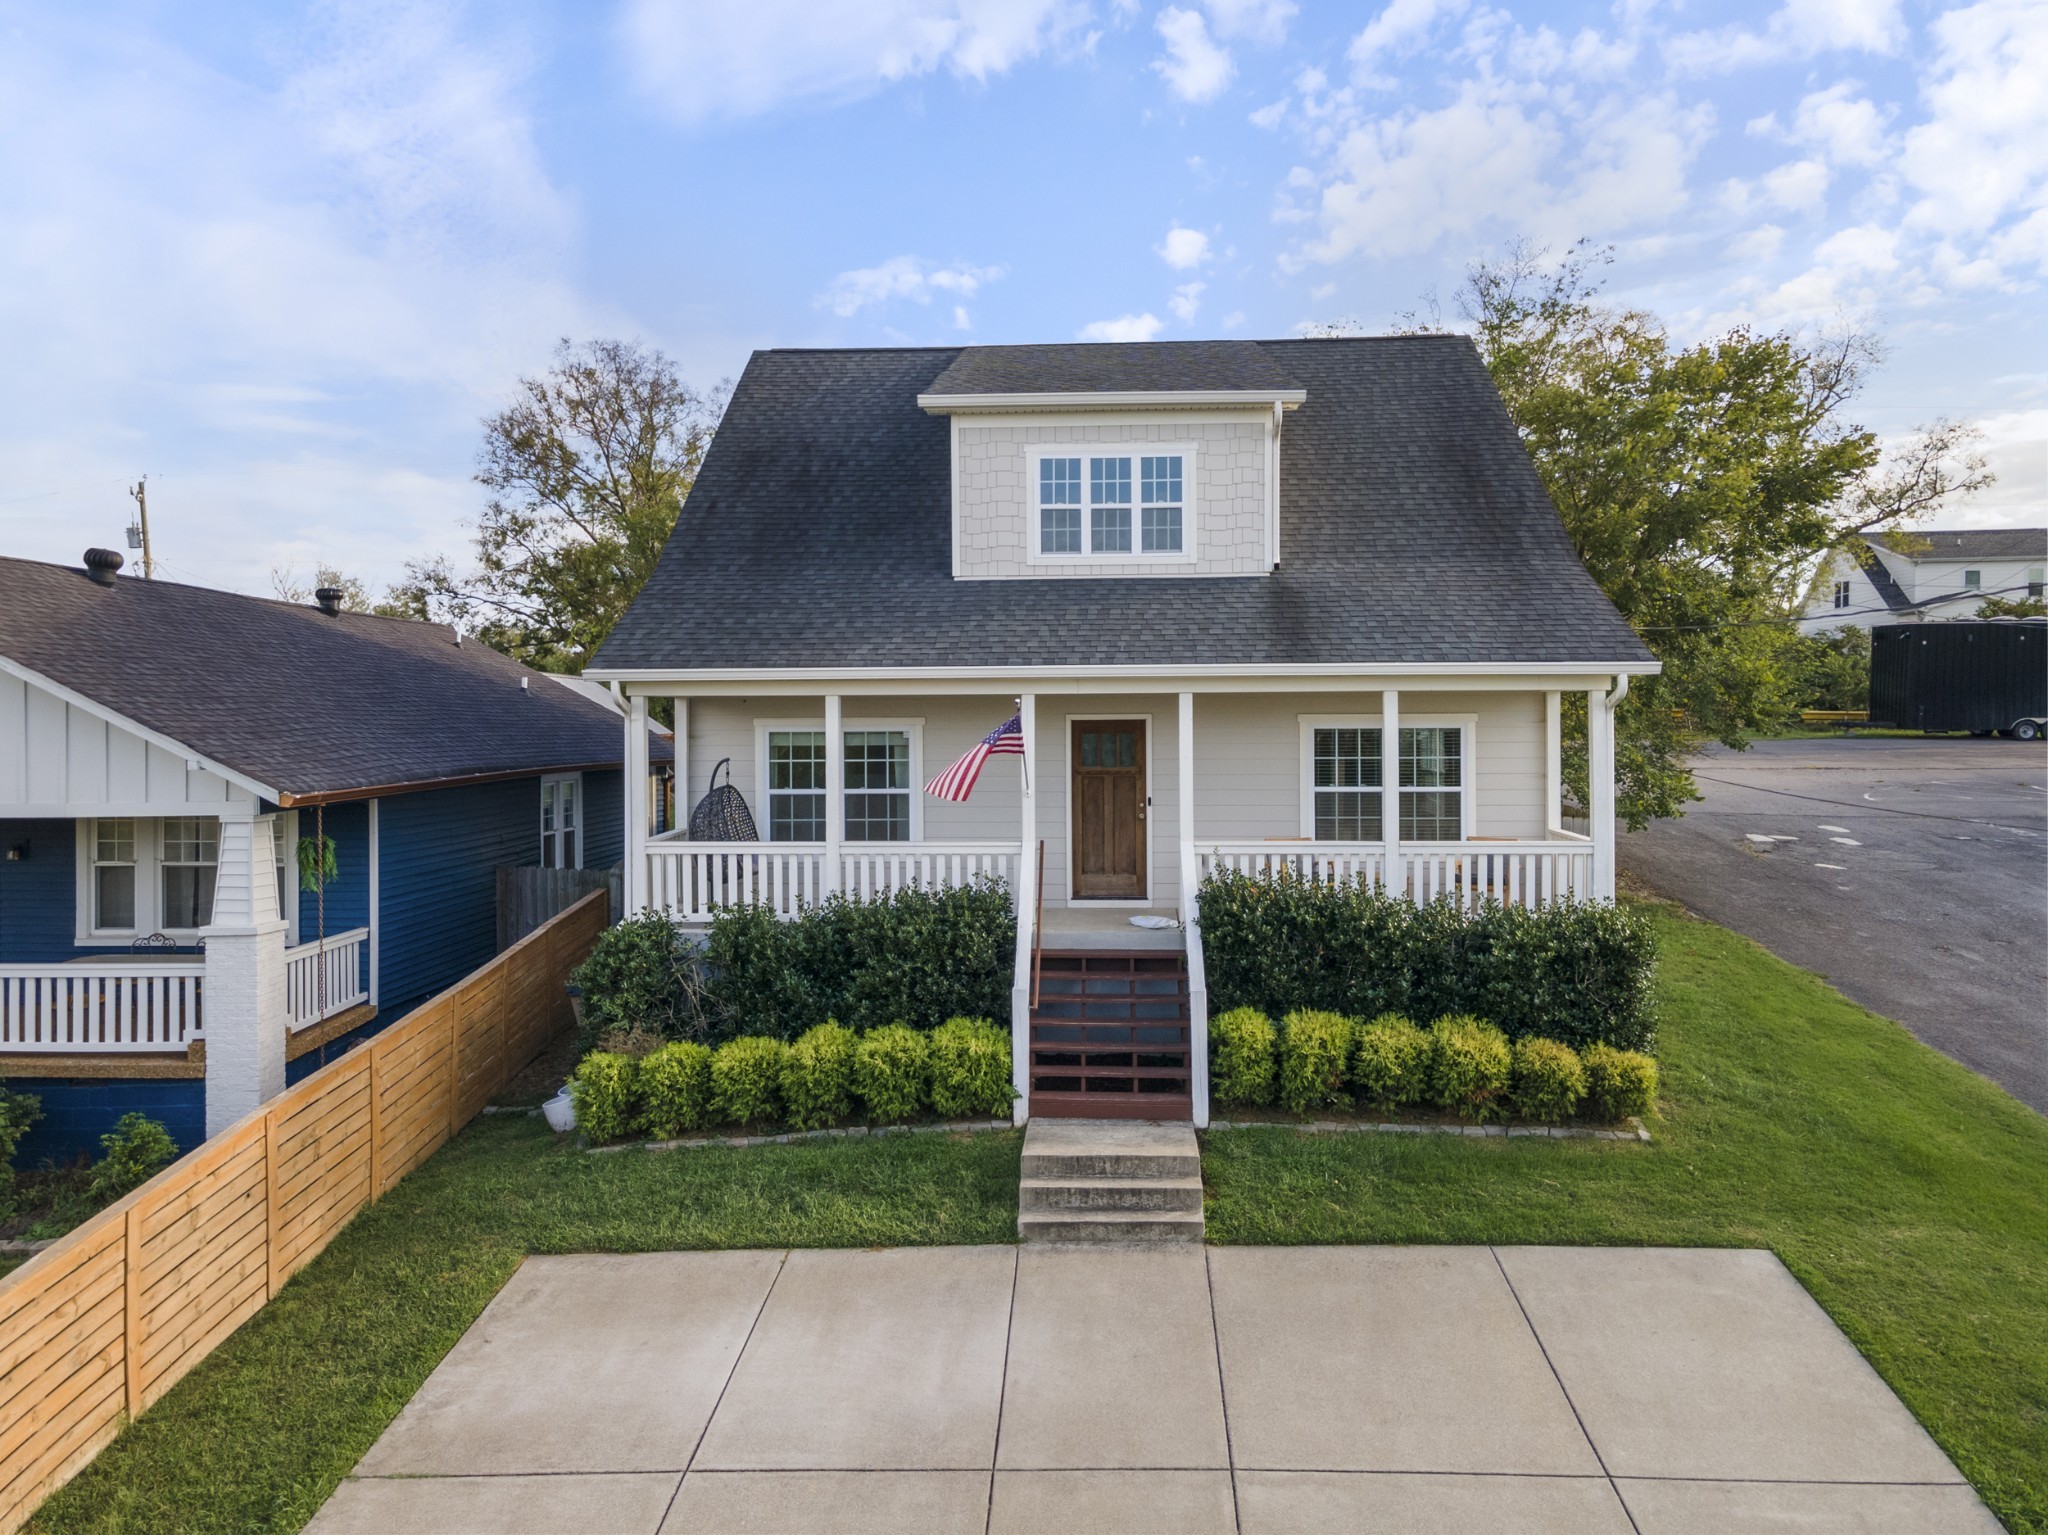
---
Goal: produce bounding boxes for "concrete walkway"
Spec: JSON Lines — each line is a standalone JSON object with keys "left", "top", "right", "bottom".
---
{"left": 309, "top": 1246, "right": 1996, "bottom": 1534}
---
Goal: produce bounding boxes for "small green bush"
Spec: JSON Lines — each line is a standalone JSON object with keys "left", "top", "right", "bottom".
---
{"left": 1427, "top": 1016, "right": 1513, "bottom": 1121}
{"left": 87, "top": 1114, "right": 179, "bottom": 1203}
{"left": 1511, "top": 1036, "right": 1586, "bottom": 1123}
{"left": 712, "top": 1036, "right": 788, "bottom": 1126}
{"left": 638, "top": 1041, "right": 714, "bottom": 1137}
{"left": 1210, "top": 1007, "right": 1278, "bottom": 1107}
{"left": 569, "top": 909, "right": 703, "bottom": 1048}
{"left": 928, "top": 1017, "right": 1013, "bottom": 1118}
{"left": 569, "top": 1052, "right": 640, "bottom": 1142}
{"left": 1278, "top": 1010, "right": 1353, "bottom": 1114}
{"left": 1350, "top": 1014, "right": 1431, "bottom": 1109}
{"left": 1, "top": 1089, "right": 41, "bottom": 1215}
{"left": 781, "top": 1022, "right": 858, "bottom": 1130}
{"left": 854, "top": 1024, "right": 930, "bottom": 1121}
{"left": 1581, "top": 1042, "right": 1659, "bottom": 1122}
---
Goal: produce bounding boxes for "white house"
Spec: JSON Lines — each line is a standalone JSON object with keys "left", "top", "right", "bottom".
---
{"left": 586, "top": 338, "right": 1659, "bottom": 1129}
{"left": 1798, "top": 528, "right": 2048, "bottom": 635}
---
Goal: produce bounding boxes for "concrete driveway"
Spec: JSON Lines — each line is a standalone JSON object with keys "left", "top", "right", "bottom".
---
{"left": 308, "top": 1246, "right": 1994, "bottom": 1534}
{"left": 1620, "top": 736, "right": 2048, "bottom": 1113}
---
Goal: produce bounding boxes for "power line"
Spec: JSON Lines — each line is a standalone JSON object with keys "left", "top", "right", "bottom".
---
{"left": 1635, "top": 579, "right": 2042, "bottom": 633}
{"left": 1691, "top": 771, "right": 2045, "bottom": 835}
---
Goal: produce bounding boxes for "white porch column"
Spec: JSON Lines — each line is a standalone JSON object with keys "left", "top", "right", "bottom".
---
{"left": 1011, "top": 692, "right": 1037, "bottom": 1125}
{"left": 1179, "top": 690, "right": 1209, "bottom": 1129}
{"left": 823, "top": 694, "right": 843, "bottom": 897}
{"left": 1589, "top": 682, "right": 1617, "bottom": 900}
{"left": 1544, "top": 690, "right": 1563, "bottom": 836}
{"left": 367, "top": 798, "right": 380, "bottom": 1007}
{"left": 1382, "top": 687, "right": 1401, "bottom": 898}
{"left": 203, "top": 805, "right": 289, "bottom": 1138}
{"left": 624, "top": 693, "right": 650, "bottom": 915}
{"left": 672, "top": 696, "right": 688, "bottom": 839}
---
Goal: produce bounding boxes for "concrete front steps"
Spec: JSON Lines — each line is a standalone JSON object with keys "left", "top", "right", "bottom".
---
{"left": 1017, "top": 1118, "right": 1204, "bottom": 1245}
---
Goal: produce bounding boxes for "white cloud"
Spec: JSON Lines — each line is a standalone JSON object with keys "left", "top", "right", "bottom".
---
{"left": 1153, "top": 7, "right": 1234, "bottom": 103}
{"left": 1667, "top": 0, "right": 1904, "bottom": 73}
{"left": 1169, "top": 281, "right": 1206, "bottom": 320}
{"left": 1962, "top": 407, "right": 2048, "bottom": 518}
{"left": 1203, "top": 0, "right": 1298, "bottom": 45}
{"left": 953, "top": 304, "right": 972, "bottom": 329}
{"left": 1728, "top": 223, "right": 1787, "bottom": 263}
{"left": 1349, "top": 0, "right": 1466, "bottom": 77}
{"left": 1249, "top": 96, "right": 1288, "bottom": 128}
{"left": 1159, "top": 224, "right": 1212, "bottom": 268}
{"left": 618, "top": 0, "right": 1089, "bottom": 123}
{"left": 1786, "top": 83, "right": 1890, "bottom": 168}
{"left": 1899, "top": 0, "right": 2048, "bottom": 253}
{"left": 1761, "top": 157, "right": 1830, "bottom": 212}
{"left": 1078, "top": 312, "right": 1164, "bottom": 341}
{"left": 817, "top": 256, "right": 1003, "bottom": 317}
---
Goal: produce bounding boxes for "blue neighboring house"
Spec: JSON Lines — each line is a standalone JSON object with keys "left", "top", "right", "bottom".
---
{"left": 1, "top": 549, "right": 659, "bottom": 1165}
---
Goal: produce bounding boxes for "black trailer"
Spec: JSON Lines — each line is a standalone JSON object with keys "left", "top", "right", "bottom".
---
{"left": 1868, "top": 621, "right": 2048, "bottom": 739}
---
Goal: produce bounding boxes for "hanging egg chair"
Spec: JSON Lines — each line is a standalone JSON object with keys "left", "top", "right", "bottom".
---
{"left": 688, "top": 757, "right": 759, "bottom": 842}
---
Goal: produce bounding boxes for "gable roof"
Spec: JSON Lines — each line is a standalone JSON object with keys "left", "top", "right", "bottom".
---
{"left": 593, "top": 336, "right": 1654, "bottom": 675}
{"left": 0, "top": 556, "right": 652, "bottom": 804}
{"left": 1868, "top": 527, "right": 2047, "bottom": 562}
{"left": 1847, "top": 542, "right": 1917, "bottom": 613}
{"left": 923, "top": 340, "right": 1303, "bottom": 399}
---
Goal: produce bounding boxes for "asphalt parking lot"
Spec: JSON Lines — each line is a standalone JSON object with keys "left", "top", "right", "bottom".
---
{"left": 1620, "top": 736, "right": 2048, "bottom": 1114}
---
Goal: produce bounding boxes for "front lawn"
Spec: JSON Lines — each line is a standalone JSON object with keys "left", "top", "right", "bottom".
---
{"left": 25, "top": 899, "right": 2048, "bottom": 1534}
{"left": 1208, "top": 900, "right": 2048, "bottom": 1533}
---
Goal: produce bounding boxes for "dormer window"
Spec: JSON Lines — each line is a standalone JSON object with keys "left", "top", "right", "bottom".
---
{"left": 1031, "top": 447, "right": 1194, "bottom": 563}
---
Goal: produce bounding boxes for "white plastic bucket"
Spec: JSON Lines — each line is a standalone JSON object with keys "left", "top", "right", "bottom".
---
{"left": 542, "top": 1089, "right": 577, "bottom": 1134}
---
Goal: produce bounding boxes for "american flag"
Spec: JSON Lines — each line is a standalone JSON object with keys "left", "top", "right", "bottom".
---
{"left": 924, "top": 713, "right": 1025, "bottom": 802}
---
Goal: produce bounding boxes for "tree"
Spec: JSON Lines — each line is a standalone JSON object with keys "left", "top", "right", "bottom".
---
{"left": 1976, "top": 594, "right": 2047, "bottom": 619}
{"left": 392, "top": 338, "right": 724, "bottom": 672}
{"left": 271, "top": 563, "right": 370, "bottom": 611}
{"left": 1414, "top": 244, "right": 1990, "bottom": 824}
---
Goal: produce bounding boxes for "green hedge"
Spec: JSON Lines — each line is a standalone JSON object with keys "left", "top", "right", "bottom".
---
{"left": 1427, "top": 1016, "right": 1513, "bottom": 1121}
{"left": 928, "top": 1017, "right": 1014, "bottom": 1118}
{"left": 781, "top": 1023, "right": 857, "bottom": 1131}
{"left": 1198, "top": 872, "right": 1657, "bottom": 1052}
{"left": 569, "top": 910, "right": 703, "bottom": 1048}
{"left": 1510, "top": 1036, "right": 1585, "bottom": 1123}
{"left": 1351, "top": 1014, "right": 1431, "bottom": 1110}
{"left": 1277, "top": 1010, "right": 1353, "bottom": 1114}
{"left": 639, "top": 1041, "right": 713, "bottom": 1137}
{"left": 712, "top": 1036, "right": 788, "bottom": 1126}
{"left": 1582, "top": 1042, "right": 1659, "bottom": 1121}
{"left": 1210, "top": 1008, "right": 1278, "bottom": 1107}
{"left": 855, "top": 1025, "right": 930, "bottom": 1122}
{"left": 569, "top": 1053, "right": 639, "bottom": 1143}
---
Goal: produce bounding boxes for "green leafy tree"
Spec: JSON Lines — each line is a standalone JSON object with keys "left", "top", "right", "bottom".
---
{"left": 393, "top": 339, "right": 724, "bottom": 671}
{"left": 1412, "top": 244, "right": 1990, "bottom": 823}
{"left": 1976, "top": 594, "right": 2047, "bottom": 619}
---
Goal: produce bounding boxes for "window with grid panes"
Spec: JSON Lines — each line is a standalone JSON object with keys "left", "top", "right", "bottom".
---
{"left": 1039, "top": 456, "right": 1081, "bottom": 553}
{"left": 93, "top": 819, "right": 137, "bottom": 931}
{"left": 1311, "top": 727, "right": 1382, "bottom": 839}
{"left": 1398, "top": 727, "right": 1463, "bottom": 840}
{"left": 160, "top": 816, "right": 219, "bottom": 929}
{"left": 1090, "top": 456, "right": 1132, "bottom": 552}
{"left": 1833, "top": 579, "right": 1851, "bottom": 608}
{"left": 843, "top": 730, "right": 911, "bottom": 841}
{"left": 766, "top": 731, "right": 827, "bottom": 841}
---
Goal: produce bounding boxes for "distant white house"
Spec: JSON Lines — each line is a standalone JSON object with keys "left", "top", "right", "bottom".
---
{"left": 1798, "top": 527, "right": 2048, "bottom": 635}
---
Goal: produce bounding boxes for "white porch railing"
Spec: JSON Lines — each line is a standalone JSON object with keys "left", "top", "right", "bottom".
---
{"left": 285, "top": 928, "right": 370, "bottom": 1030}
{"left": 645, "top": 839, "right": 1019, "bottom": 923}
{"left": 1198, "top": 840, "right": 1594, "bottom": 910}
{"left": 0, "top": 962, "right": 205, "bottom": 1052}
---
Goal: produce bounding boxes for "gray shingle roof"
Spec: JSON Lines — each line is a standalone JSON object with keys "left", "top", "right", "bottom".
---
{"left": 925, "top": 340, "right": 1301, "bottom": 396}
{"left": 593, "top": 336, "right": 1653, "bottom": 672}
{"left": 1869, "top": 528, "right": 2047, "bottom": 561}
{"left": 0, "top": 556, "right": 652, "bottom": 802}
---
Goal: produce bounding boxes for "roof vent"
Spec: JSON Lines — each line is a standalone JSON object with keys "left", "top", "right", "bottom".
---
{"left": 313, "top": 586, "right": 345, "bottom": 616}
{"left": 83, "top": 548, "right": 124, "bottom": 585}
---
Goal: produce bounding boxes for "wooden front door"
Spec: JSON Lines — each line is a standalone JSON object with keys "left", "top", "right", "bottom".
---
{"left": 1072, "top": 720, "right": 1146, "bottom": 899}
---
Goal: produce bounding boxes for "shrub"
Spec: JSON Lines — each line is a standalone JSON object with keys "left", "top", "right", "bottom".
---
{"left": 1210, "top": 1007, "right": 1278, "bottom": 1107}
{"left": 1582, "top": 1043, "right": 1659, "bottom": 1122}
{"left": 1277, "top": 1010, "right": 1353, "bottom": 1114}
{"left": 1200, "top": 872, "right": 1657, "bottom": 1053}
{"left": 1, "top": 1090, "right": 43, "bottom": 1215}
{"left": 854, "top": 1024, "right": 930, "bottom": 1121}
{"left": 1350, "top": 1014, "right": 1431, "bottom": 1109}
{"left": 1511, "top": 1037, "right": 1586, "bottom": 1123}
{"left": 569, "top": 1052, "right": 640, "bottom": 1143}
{"left": 595, "top": 1025, "right": 664, "bottom": 1059}
{"left": 712, "top": 1036, "right": 788, "bottom": 1126}
{"left": 781, "top": 1022, "right": 858, "bottom": 1130}
{"left": 638, "top": 1041, "right": 714, "bottom": 1137}
{"left": 87, "top": 1114, "right": 179, "bottom": 1203}
{"left": 570, "top": 910, "right": 704, "bottom": 1048}
{"left": 1427, "top": 1016, "right": 1513, "bottom": 1121}
{"left": 928, "top": 1017, "right": 1013, "bottom": 1118}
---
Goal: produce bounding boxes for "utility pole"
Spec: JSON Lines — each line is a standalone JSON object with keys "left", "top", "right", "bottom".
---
{"left": 127, "top": 477, "right": 155, "bottom": 579}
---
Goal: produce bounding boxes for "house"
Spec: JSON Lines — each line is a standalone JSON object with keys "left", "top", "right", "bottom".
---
{"left": 587, "top": 337, "right": 1659, "bottom": 1128}
{"left": 0, "top": 552, "right": 657, "bottom": 1163}
{"left": 1798, "top": 528, "right": 2048, "bottom": 635}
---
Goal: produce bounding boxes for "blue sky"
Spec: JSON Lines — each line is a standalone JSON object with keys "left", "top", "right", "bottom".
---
{"left": 1, "top": 0, "right": 2042, "bottom": 598}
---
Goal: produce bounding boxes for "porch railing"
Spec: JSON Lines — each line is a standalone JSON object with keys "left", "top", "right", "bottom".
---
{"left": 0, "top": 963, "right": 204, "bottom": 1052}
{"left": 1197, "top": 840, "right": 1593, "bottom": 910}
{"left": 645, "top": 838, "right": 1019, "bottom": 923}
{"left": 284, "top": 928, "right": 370, "bottom": 1030}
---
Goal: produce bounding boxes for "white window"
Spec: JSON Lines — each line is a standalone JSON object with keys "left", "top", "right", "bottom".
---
{"left": 1300, "top": 718, "right": 1472, "bottom": 843}
{"left": 541, "top": 775, "right": 582, "bottom": 868}
{"left": 1833, "top": 579, "right": 1851, "bottom": 609}
{"left": 1963, "top": 569, "right": 1982, "bottom": 589}
{"left": 1310, "top": 727, "right": 1382, "bottom": 840}
{"left": 2029, "top": 567, "right": 2044, "bottom": 597}
{"left": 843, "top": 730, "right": 912, "bottom": 841}
{"left": 765, "top": 731, "right": 827, "bottom": 842}
{"left": 1030, "top": 446, "right": 1194, "bottom": 562}
{"left": 92, "top": 818, "right": 138, "bottom": 932}
{"left": 1399, "top": 728, "right": 1464, "bottom": 841}
{"left": 762, "top": 722, "right": 921, "bottom": 842}
{"left": 159, "top": 817, "right": 219, "bottom": 929}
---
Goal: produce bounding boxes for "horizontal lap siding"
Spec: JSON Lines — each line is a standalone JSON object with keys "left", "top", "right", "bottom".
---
{"left": 297, "top": 801, "right": 369, "bottom": 947}
{"left": 581, "top": 769, "right": 624, "bottom": 869}
{"left": 0, "top": 819, "right": 86, "bottom": 962}
{"left": 0, "top": 893, "right": 606, "bottom": 1535}
{"left": 375, "top": 779, "right": 536, "bottom": 1017}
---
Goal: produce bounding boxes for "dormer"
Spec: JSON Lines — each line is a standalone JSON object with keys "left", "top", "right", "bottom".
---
{"left": 918, "top": 342, "right": 1306, "bottom": 580}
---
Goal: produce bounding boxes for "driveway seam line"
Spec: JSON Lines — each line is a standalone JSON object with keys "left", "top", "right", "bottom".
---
{"left": 659, "top": 1246, "right": 789, "bottom": 1531}
{"left": 1490, "top": 1246, "right": 1642, "bottom": 1535}
{"left": 1204, "top": 1246, "right": 1244, "bottom": 1534}
{"left": 985, "top": 1243, "right": 1020, "bottom": 1535}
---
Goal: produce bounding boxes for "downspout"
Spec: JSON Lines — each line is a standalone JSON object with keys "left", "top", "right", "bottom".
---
{"left": 1268, "top": 400, "right": 1284, "bottom": 570}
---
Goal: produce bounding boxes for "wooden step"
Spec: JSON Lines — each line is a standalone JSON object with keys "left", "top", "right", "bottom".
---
{"left": 1017, "top": 1209, "right": 1206, "bottom": 1245}
{"left": 1019, "top": 1174, "right": 1205, "bottom": 1215}
{"left": 1028, "top": 950, "right": 1192, "bottom": 1115}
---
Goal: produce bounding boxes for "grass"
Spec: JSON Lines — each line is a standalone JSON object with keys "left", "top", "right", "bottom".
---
{"left": 1206, "top": 901, "right": 2048, "bottom": 1532}
{"left": 22, "top": 899, "right": 2048, "bottom": 1533}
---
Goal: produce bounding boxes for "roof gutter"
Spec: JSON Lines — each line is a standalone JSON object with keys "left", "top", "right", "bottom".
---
{"left": 585, "top": 659, "right": 1664, "bottom": 686}
{"left": 278, "top": 758, "right": 662, "bottom": 808}
{"left": 918, "top": 389, "right": 1307, "bottom": 414}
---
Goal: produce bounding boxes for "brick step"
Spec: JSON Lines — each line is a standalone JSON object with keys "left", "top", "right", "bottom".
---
{"left": 1019, "top": 1174, "right": 1205, "bottom": 1215}
{"left": 1017, "top": 1209, "right": 1206, "bottom": 1245}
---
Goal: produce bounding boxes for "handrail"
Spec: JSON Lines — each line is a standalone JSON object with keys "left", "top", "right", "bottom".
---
{"left": 1030, "top": 838, "right": 1045, "bottom": 1011}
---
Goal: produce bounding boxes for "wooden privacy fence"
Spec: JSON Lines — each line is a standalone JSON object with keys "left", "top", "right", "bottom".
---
{"left": 0, "top": 890, "right": 607, "bottom": 1535}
